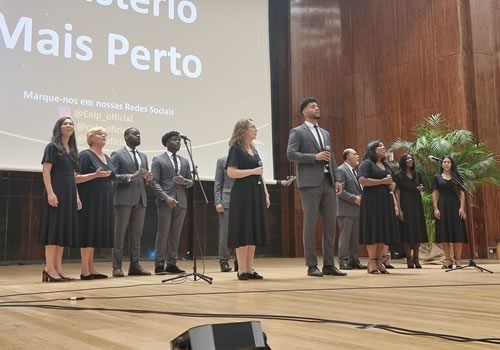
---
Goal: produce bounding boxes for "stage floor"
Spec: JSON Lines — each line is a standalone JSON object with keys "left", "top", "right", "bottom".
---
{"left": 1, "top": 258, "right": 499, "bottom": 350}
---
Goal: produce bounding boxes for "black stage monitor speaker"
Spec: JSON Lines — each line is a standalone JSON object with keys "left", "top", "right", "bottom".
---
{"left": 170, "top": 321, "right": 269, "bottom": 350}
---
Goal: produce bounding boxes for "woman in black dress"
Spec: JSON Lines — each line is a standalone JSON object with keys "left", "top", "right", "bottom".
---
{"left": 226, "top": 119, "right": 270, "bottom": 280}
{"left": 75, "top": 127, "right": 114, "bottom": 280}
{"left": 358, "top": 140, "right": 399, "bottom": 274}
{"left": 40, "top": 117, "right": 80, "bottom": 282}
{"left": 395, "top": 153, "right": 428, "bottom": 268}
{"left": 432, "top": 156, "right": 467, "bottom": 268}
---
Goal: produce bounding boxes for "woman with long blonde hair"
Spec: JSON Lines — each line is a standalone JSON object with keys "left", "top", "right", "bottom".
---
{"left": 226, "top": 119, "right": 270, "bottom": 280}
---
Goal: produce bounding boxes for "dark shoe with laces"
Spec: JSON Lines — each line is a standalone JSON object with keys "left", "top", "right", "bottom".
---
{"left": 350, "top": 262, "right": 367, "bottom": 269}
{"left": 128, "top": 265, "right": 151, "bottom": 276}
{"left": 307, "top": 266, "right": 323, "bottom": 277}
{"left": 165, "top": 264, "right": 185, "bottom": 274}
{"left": 154, "top": 266, "right": 167, "bottom": 275}
{"left": 220, "top": 261, "right": 232, "bottom": 272}
{"left": 322, "top": 265, "right": 347, "bottom": 276}
{"left": 339, "top": 261, "right": 353, "bottom": 270}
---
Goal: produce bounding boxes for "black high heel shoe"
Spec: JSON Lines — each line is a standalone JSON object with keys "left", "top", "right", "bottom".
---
{"left": 367, "top": 259, "right": 380, "bottom": 274}
{"left": 381, "top": 255, "right": 394, "bottom": 269}
{"left": 376, "top": 259, "right": 390, "bottom": 274}
{"left": 42, "top": 270, "right": 64, "bottom": 282}
{"left": 80, "top": 274, "right": 94, "bottom": 280}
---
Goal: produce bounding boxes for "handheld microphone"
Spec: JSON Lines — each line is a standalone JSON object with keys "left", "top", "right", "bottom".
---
{"left": 258, "top": 161, "right": 263, "bottom": 184}
{"left": 428, "top": 155, "right": 442, "bottom": 162}
{"left": 179, "top": 134, "right": 190, "bottom": 141}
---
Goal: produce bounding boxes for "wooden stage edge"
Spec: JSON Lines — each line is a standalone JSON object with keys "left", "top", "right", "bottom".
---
{"left": 1, "top": 258, "right": 500, "bottom": 350}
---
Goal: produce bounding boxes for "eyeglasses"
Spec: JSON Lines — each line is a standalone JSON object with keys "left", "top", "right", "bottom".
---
{"left": 95, "top": 132, "right": 108, "bottom": 137}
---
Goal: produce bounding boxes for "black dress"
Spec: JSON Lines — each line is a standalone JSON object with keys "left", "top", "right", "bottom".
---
{"left": 358, "top": 159, "right": 399, "bottom": 245}
{"left": 226, "top": 145, "right": 268, "bottom": 248}
{"left": 39, "top": 142, "right": 79, "bottom": 246}
{"left": 395, "top": 171, "right": 428, "bottom": 244}
{"left": 431, "top": 175, "right": 468, "bottom": 243}
{"left": 77, "top": 149, "right": 114, "bottom": 248}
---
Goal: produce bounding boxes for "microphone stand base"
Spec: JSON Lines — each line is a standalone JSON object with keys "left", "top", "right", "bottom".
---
{"left": 445, "top": 259, "right": 494, "bottom": 273}
{"left": 162, "top": 272, "right": 213, "bottom": 284}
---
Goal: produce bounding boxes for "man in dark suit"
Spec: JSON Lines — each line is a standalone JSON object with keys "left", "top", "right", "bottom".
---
{"left": 287, "top": 97, "right": 346, "bottom": 277}
{"left": 336, "top": 148, "right": 366, "bottom": 270}
{"left": 214, "top": 155, "right": 234, "bottom": 272}
{"left": 110, "top": 127, "right": 152, "bottom": 277}
{"left": 150, "top": 131, "right": 193, "bottom": 274}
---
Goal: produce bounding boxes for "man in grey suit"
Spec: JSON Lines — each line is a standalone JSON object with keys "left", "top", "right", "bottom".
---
{"left": 336, "top": 148, "right": 366, "bottom": 270}
{"left": 110, "top": 127, "right": 152, "bottom": 277}
{"left": 287, "top": 97, "right": 346, "bottom": 277}
{"left": 150, "top": 131, "right": 193, "bottom": 274}
{"left": 214, "top": 155, "right": 234, "bottom": 272}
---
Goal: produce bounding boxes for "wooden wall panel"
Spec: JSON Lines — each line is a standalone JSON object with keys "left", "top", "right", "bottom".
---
{"left": 467, "top": 0, "right": 500, "bottom": 255}
{"left": 470, "top": 0, "right": 494, "bottom": 55}
{"left": 395, "top": 0, "right": 410, "bottom": 65}
{"left": 407, "top": 0, "right": 438, "bottom": 111}
{"left": 432, "top": 0, "right": 461, "bottom": 57}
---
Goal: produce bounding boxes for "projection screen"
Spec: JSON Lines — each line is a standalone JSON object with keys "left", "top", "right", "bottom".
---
{"left": 0, "top": 0, "right": 273, "bottom": 180}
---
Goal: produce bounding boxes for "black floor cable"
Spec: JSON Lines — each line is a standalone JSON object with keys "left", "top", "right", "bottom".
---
{"left": 1, "top": 303, "right": 499, "bottom": 346}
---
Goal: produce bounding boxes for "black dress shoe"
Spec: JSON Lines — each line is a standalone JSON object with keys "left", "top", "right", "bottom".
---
{"left": 165, "top": 264, "right": 185, "bottom": 274}
{"left": 112, "top": 268, "right": 125, "bottom": 277}
{"left": 128, "top": 265, "right": 151, "bottom": 276}
{"left": 80, "top": 274, "right": 94, "bottom": 280}
{"left": 154, "top": 266, "right": 167, "bottom": 275}
{"left": 220, "top": 261, "right": 232, "bottom": 272}
{"left": 339, "top": 261, "right": 353, "bottom": 270}
{"left": 91, "top": 273, "right": 108, "bottom": 279}
{"left": 322, "top": 265, "right": 347, "bottom": 276}
{"left": 350, "top": 262, "right": 367, "bottom": 270}
{"left": 307, "top": 266, "right": 323, "bottom": 277}
{"left": 247, "top": 271, "right": 263, "bottom": 279}
{"left": 237, "top": 272, "right": 249, "bottom": 280}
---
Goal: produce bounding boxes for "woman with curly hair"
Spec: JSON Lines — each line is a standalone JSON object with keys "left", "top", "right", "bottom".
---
{"left": 226, "top": 118, "right": 270, "bottom": 280}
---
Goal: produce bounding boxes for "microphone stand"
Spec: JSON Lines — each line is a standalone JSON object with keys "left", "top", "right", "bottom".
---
{"left": 434, "top": 162, "right": 493, "bottom": 273}
{"left": 162, "top": 137, "right": 213, "bottom": 284}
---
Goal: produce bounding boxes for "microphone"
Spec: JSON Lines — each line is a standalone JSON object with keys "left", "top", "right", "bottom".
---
{"left": 258, "top": 161, "right": 263, "bottom": 184}
{"left": 179, "top": 133, "right": 190, "bottom": 141}
{"left": 428, "top": 155, "right": 442, "bottom": 162}
{"left": 324, "top": 145, "right": 331, "bottom": 171}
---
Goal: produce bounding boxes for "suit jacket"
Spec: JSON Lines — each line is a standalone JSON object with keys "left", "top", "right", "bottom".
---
{"left": 336, "top": 162, "right": 362, "bottom": 217}
{"left": 150, "top": 152, "right": 193, "bottom": 209}
{"left": 287, "top": 123, "right": 338, "bottom": 188}
{"left": 214, "top": 156, "right": 234, "bottom": 209}
{"left": 110, "top": 147, "right": 148, "bottom": 207}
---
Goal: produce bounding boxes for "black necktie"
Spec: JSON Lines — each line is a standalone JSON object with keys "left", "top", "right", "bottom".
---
{"left": 353, "top": 168, "right": 361, "bottom": 189}
{"left": 313, "top": 125, "right": 324, "bottom": 150}
{"left": 314, "top": 125, "right": 329, "bottom": 173}
{"left": 131, "top": 149, "right": 139, "bottom": 170}
{"left": 173, "top": 154, "right": 179, "bottom": 173}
